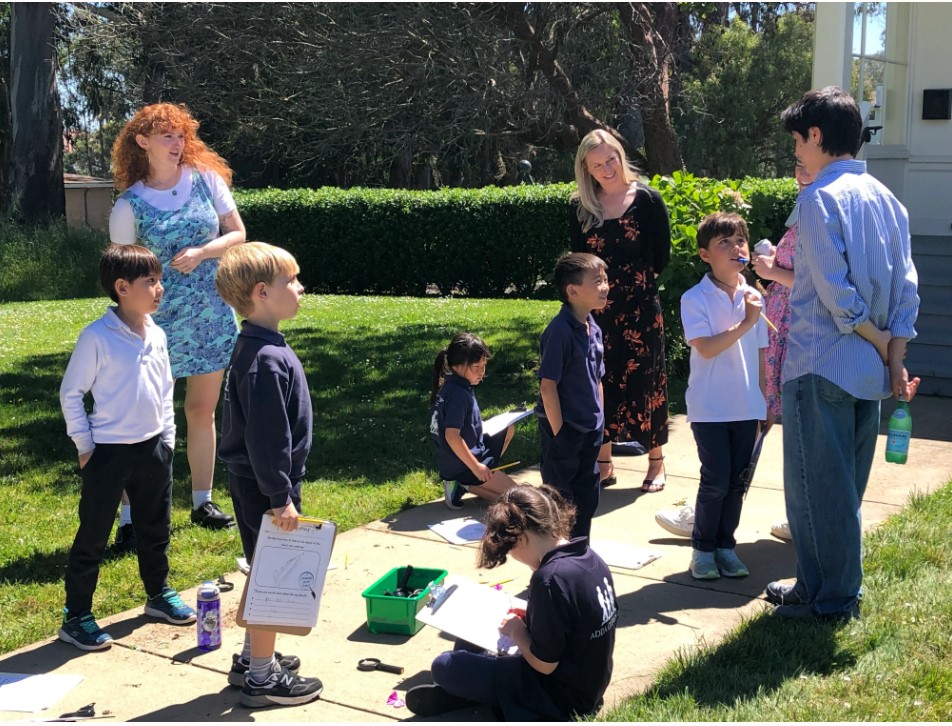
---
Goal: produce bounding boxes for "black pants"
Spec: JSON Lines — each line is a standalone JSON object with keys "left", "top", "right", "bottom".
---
{"left": 64, "top": 435, "right": 173, "bottom": 614}
{"left": 690, "top": 420, "right": 758, "bottom": 552}
{"left": 538, "top": 418, "right": 601, "bottom": 539}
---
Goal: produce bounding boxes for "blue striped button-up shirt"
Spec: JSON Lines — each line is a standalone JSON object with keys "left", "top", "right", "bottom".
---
{"left": 783, "top": 159, "right": 919, "bottom": 400}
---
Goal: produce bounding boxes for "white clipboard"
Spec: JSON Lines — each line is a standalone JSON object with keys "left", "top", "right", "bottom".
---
{"left": 416, "top": 574, "right": 527, "bottom": 655}
{"left": 482, "top": 409, "right": 535, "bottom": 438}
{"left": 237, "top": 514, "right": 336, "bottom": 635}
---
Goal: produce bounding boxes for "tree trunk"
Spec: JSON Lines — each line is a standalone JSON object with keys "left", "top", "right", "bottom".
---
{"left": 10, "top": 3, "right": 64, "bottom": 222}
{"left": 616, "top": 2, "right": 684, "bottom": 175}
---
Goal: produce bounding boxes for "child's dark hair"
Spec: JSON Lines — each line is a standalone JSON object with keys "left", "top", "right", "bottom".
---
{"left": 100, "top": 243, "right": 162, "bottom": 303}
{"left": 781, "top": 86, "right": 862, "bottom": 158}
{"left": 696, "top": 212, "right": 749, "bottom": 251}
{"left": 478, "top": 484, "right": 576, "bottom": 568}
{"left": 553, "top": 252, "right": 607, "bottom": 303}
{"left": 430, "top": 332, "right": 492, "bottom": 405}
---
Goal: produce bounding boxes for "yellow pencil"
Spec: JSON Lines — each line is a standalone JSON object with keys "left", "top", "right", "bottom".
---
{"left": 491, "top": 461, "right": 520, "bottom": 472}
{"left": 760, "top": 312, "right": 778, "bottom": 333}
{"left": 298, "top": 515, "right": 328, "bottom": 525}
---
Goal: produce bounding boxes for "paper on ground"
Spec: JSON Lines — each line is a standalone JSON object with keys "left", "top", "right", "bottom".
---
{"left": 482, "top": 409, "right": 534, "bottom": 438}
{"left": 0, "top": 673, "right": 83, "bottom": 713}
{"left": 591, "top": 539, "right": 662, "bottom": 570}
{"left": 428, "top": 516, "right": 486, "bottom": 544}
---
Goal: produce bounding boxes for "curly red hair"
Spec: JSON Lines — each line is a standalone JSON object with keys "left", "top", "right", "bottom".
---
{"left": 111, "top": 103, "right": 233, "bottom": 191}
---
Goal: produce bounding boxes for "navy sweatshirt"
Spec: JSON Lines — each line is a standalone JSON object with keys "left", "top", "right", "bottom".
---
{"left": 219, "top": 321, "right": 313, "bottom": 508}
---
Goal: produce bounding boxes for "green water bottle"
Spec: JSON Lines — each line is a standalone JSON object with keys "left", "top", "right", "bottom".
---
{"left": 885, "top": 398, "right": 912, "bottom": 465}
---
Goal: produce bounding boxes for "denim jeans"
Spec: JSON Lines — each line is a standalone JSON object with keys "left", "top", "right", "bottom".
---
{"left": 782, "top": 374, "right": 880, "bottom": 615}
{"left": 690, "top": 420, "right": 758, "bottom": 552}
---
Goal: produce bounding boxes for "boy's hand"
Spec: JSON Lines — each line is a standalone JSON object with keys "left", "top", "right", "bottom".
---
{"left": 472, "top": 462, "right": 492, "bottom": 482}
{"left": 743, "top": 292, "right": 763, "bottom": 324}
{"left": 78, "top": 450, "right": 93, "bottom": 469}
{"left": 271, "top": 502, "right": 300, "bottom": 532}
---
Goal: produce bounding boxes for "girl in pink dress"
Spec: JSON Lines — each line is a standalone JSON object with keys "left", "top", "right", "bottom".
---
{"left": 753, "top": 162, "right": 816, "bottom": 424}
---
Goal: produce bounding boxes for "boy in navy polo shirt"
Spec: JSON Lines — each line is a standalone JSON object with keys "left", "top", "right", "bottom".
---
{"left": 536, "top": 252, "right": 609, "bottom": 539}
{"left": 215, "top": 242, "right": 323, "bottom": 709}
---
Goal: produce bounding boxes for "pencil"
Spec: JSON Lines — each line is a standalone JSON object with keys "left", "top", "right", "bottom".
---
{"left": 491, "top": 461, "right": 520, "bottom": 472}
{"left": 489, "top": 578, "right": 515, "bottom": 588}
{"left": 298, "top": 515, "right": 327, "bottom": 525}
{"left": 760, "top": 312, "right": 778, "bottom": 333}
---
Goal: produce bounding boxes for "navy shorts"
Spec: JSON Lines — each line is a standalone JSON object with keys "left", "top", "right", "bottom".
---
{"left": 444, "top": 429, "right": 508, "bottom": 488}
{"left": 228, "top": 472, "right": 303, "bottom": 561}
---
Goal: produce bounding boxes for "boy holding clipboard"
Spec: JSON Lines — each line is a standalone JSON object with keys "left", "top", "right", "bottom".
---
{"left": 216, "top": 243, "right": 323, "bottom": 708}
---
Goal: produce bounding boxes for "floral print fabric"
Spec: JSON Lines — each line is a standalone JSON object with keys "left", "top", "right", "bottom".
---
{"left": 763, "top": 224, "right": 796, "bottom": 420}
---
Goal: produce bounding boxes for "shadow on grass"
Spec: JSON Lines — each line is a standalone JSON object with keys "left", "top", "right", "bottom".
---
{"left": 639, "top": 613, "right": 853, "bottom": 708}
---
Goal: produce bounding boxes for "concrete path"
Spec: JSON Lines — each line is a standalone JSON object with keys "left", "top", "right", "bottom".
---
{"left": 1, "top": 396, "right": 949, "bottom": 722}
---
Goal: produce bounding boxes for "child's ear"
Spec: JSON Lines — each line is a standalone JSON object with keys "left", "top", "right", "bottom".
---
{"left": 253, "top": 281, "right": 269, "bottom": 300}
{"left": 698, "top": 247, "right": 712, "bottom": 264}
{"left": 565, "top": 283, "right": 578, "bottom": 300}
{"left": 114, "top": 278, "right": 130, "bottom": 298}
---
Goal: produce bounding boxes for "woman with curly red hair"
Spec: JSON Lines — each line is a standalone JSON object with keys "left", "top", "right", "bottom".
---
{"left": 108, "top": 103, "right": 246, "bottom": 535}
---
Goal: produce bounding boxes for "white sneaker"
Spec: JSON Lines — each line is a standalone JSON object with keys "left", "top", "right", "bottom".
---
{"left": 770, "top": 520, "right": 792, "bottom": 540}
{"left": 655, "top": 505, "right": 694, "bottom": 537}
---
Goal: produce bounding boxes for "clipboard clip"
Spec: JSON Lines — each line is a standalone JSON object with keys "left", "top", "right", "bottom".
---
{"left": 427, "top": 582, "right": 458, "bottom": 614}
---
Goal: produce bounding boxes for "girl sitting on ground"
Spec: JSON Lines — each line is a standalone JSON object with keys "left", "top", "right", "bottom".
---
{"left": 429, "top": 332, "right": 517, "bottom": 509}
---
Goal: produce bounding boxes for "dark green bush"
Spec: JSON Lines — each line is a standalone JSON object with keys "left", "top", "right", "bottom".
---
{"left": 0, "top": 220, "right": 107, "bottom": 302}
{"left": 236, "top": 174, "right": 794, "bottom": 378}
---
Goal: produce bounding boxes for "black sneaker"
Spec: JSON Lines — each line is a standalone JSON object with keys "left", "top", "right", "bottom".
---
{"left": 228, "top": 652, "right": 301, "bottom": 687}
{"left": 113, "top": 523, "right": 136, "bottom": 555}
{"left": 240, "top": 664, "right": 323, "bottom": 708}
{"left": 190, "top": 501, "right": 235, "bottom": 529}
{"left": 405, "top": 683, "right": 469, "bottom": 717}
{"left": 765, "top": 581, "right": 804, "bottom": 606}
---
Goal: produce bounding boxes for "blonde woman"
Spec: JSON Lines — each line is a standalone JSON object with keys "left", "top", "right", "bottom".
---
{"left": 570, "top": 130, "right": 671, "bottom": 492}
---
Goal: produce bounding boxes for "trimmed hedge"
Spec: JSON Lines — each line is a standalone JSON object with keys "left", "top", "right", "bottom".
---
{"left": 235, "top": 175, "right": 796, "bottom": 377}
{"left": 235, "top": 175, "right": 796, "bottom": 299}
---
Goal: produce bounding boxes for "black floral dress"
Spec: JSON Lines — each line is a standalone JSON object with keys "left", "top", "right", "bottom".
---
{"left": 569, "top": 184, "right": 671, "bottom": 450}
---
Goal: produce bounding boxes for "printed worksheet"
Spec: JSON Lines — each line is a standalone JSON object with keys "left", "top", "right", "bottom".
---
{"left": 241, "top": 516, "right": 336, "bottom": 629}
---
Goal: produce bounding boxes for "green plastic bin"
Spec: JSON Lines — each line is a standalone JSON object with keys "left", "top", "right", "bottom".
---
{"left": 361, "top": 566, "right": 447, "bottom": 635}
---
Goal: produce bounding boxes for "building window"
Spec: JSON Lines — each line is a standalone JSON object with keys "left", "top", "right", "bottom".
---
{"left": 852, "top": 2, "right": 910, "bottom": 147}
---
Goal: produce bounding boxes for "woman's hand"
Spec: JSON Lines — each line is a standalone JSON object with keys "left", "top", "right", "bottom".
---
{"left": 171, "top": 247, "right": 205, "bottom": 274}
{"left": 752, "top": 253, "right": 778, "bottom": 281}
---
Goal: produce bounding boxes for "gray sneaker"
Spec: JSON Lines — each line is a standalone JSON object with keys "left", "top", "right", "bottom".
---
{"left": 714, "top": 548, "right": 749, "bottom": 578}
{"left": 690, "top": 549, "right": 719, "bottom": 580}
{"left": 765, "top": 580, "right": 804, "bottom": 605}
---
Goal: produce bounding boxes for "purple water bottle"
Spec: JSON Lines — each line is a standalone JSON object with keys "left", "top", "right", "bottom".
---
{"left": 197, "top": 580, "right": 221, "bottom": 651}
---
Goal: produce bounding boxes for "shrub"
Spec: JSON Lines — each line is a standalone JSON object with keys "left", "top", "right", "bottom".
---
{"left": 736, "top": 176, "right": 798, "bottom": 242}
{"left": 0, "top": 220, "right": 107, "bottom": 302}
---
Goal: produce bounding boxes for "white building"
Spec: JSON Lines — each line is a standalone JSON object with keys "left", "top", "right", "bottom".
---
{"left": 814, "top": 2, "right": 952, "bottom": 396}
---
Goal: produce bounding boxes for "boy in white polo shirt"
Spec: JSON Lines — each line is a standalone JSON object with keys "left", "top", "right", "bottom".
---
{"left": 680, "top": 213, "right": 768, "bottom": 580}
{"left": 59, "top": 244, "right": 196, "bottom": 651}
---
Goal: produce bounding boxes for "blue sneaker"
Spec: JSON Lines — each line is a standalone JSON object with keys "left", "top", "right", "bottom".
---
{"left": 59, "top": 609, "right": 113, "bottom": 651}
{"left": 690, "top": 549, "right": 720, "bottom": 580}
{"left": 145, "top": 587, "right": 197, "bottom": 625}
{"left": 443, "top": 481, "right": 467, "bottom": 510}
{"left": 714, "top": 548, "right": 749, "bottom": 578}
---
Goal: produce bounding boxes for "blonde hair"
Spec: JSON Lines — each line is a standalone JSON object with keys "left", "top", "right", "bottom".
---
{"left": 216, "top": 242, "right": 299, "bottom": 318}
{"left": 571, "top": 129, "right": 641, "bottom": 233}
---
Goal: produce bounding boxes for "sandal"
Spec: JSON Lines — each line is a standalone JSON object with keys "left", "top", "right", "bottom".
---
{"left": 641, "top": 455, "right": 666, "bottom": 493}
{"left": 597, "top": 459, "right": 617, "bottom": 487}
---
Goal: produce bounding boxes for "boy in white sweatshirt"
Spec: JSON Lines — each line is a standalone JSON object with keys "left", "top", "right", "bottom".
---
{"left": 59, "top": 244, "right": 195, "bottom": 651}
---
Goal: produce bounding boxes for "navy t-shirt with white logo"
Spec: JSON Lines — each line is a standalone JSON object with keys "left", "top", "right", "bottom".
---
{"left": 430, "top": 372, "right": 487, "bottom": 480}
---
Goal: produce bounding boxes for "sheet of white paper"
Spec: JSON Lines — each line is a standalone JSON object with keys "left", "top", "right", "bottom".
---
{"left": 242, "top": 516, "right": 335, "bottom": 628}
{"left": 0, "top": 672, "right": 83, "bottom": 713}
{"left": 416, "top": 575, "right": 527, "bottom": 655}
{"left": 482, "top": 409, "right": 534, "bottom": 438}
{"left": 427, "top": 516, "right": 486, "bottom": 545}
{"left": 591, "top": 539, "right": 662, "bottom": 570}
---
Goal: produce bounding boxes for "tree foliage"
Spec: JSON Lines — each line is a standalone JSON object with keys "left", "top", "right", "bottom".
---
{"left": 675, "top": 12, "right": 814, "bottom": 178}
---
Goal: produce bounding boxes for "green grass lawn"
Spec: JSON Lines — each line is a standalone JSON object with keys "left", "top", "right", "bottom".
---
{"left": 600, "top": 482, "right": 952, "bottom": 721}
{"left": 0, "top": 294, "right": 569, "bottom": 654}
